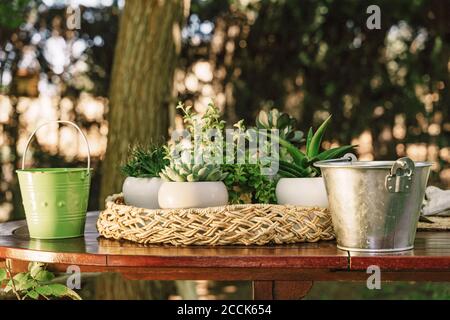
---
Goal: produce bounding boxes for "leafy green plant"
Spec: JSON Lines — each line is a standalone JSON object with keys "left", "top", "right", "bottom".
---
{"left": 222, "top": 119, "right": 277, "bottom": 204}
{"left": 256, "top": 108, "right": 303, "bottom": 144}
{"left": 0, "top": 262, "right": 81, "bottom": 300}
{"left": 276, "top": 115, "right": 356, "bottom": 178}
{"left": 222, "top": 163, "right": 277, "bottom": 204}
{"left": 121, "top": 144, "right": 168, "bottom": 178}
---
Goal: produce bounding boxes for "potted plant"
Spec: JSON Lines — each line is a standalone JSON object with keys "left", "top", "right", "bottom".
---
{"left": 121, "top": 144, "right": 168, "bottom": 209}
{"left": 274, "top": 115, "right": 355, "bottom": 207}
{"left": 221, "top": 108, "right": 304, "bottom": 205}
{"left": 158, "top": 102, "right": 228, "bottom": 209}
{"left": 159, "top": 161, "right": 228, "bottom": 209}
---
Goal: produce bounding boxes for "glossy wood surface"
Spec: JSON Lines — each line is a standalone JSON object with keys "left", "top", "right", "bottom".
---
{"left": 0, "top": 212, "right": 449, "bottom": 279}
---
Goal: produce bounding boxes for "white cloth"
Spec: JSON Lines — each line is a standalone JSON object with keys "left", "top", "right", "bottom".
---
{"left": 422, "top": 186, "right": 450, "bottom": 216}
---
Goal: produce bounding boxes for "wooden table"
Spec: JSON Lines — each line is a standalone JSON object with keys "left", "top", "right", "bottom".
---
{"left": 0, "top": 212, "right": 449, "bottom": 299}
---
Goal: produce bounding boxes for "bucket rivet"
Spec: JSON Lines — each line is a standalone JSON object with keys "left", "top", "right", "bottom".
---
{"left": 58, "top": 201, "right": 65, "bottom": 207}
{"left": 42, "top": 202, "right": 48, "bottom": 207}
{"left": 388, "top": 186, "right": 393, "bottom": 190}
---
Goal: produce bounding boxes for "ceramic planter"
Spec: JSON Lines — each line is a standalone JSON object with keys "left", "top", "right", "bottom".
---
{"left": 158, "top": 181, "right": 229, "bottom": 209}
{"left": 122, "top": 177, "right": 163, "bottom": 209}
{"left": 276, "top": 177, "right": 329, "bottom": 208}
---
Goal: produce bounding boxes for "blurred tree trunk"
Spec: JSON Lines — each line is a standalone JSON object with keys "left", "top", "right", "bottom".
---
{"left": 100, "top": 0, "right": 188, "bottom": 204}
{"left": 97, "top": 0, "right": 189, "bottom": 300}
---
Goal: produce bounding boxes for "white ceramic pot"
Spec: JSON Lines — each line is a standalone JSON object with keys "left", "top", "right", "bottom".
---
{"left": 158, "top": 181, "right": 229, "bottom": 209}
{"left": 122, "top": 177, "right": 163, "bottom": 209}
{"left": 276, "top": 177, "right": 329, "bottom": 208}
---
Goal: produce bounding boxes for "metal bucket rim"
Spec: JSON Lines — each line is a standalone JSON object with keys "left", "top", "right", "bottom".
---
{"left": 314, "top": 160, "right": 432, "bottom": 169}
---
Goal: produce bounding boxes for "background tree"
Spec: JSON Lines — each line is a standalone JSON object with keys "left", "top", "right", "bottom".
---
{"left": 95, "top": 0, "right": 191, "bottom": 300}
{"left": 99, "top": 0, "right": 190, "bottom": 202}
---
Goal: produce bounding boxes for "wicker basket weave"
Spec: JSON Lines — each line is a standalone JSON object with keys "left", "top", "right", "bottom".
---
{"left": 97, "top": 194, "right": 335, "bottom": 246}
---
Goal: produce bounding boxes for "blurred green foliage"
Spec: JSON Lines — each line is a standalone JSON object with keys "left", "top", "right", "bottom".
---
{"left": 182, "top": 0, "right": 449, "bottom": 185}
{"left": 0, "top": 0, "right": 29, "bottom": 31}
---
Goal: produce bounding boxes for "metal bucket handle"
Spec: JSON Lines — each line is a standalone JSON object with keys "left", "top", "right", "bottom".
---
{"left": 21, "top": 120, "right": 91, "bottom": 175}
{"left": 314, "top": 153, "right": 357, "bottom": 165}
{"left": 385, "top": 157, "right": 414, "bottom": 193}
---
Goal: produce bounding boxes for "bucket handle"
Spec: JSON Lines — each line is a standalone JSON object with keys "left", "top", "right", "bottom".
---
{"left": 314, "top": 153, "right": 357, "bottom": 165}
{"left": 385, "top": 157, "right": 415, "bottom": 193}
{"left": 22, "top": 120, "right": 91, "bottom": 175}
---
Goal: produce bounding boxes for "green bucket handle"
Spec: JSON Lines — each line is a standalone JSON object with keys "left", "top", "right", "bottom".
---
{"left": 22, "top": 120, "right": 91, "bottom": 175}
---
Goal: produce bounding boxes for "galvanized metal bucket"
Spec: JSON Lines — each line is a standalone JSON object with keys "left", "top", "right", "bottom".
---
{"left": 16, "top": 121, "right": 91, "bottom": 239}
{"left": 315, "top": 155, "right": 432, "bottom": 252}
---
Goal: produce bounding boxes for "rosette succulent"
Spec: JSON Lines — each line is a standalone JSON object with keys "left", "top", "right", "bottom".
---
{"left": 160, "top": 161, "right": 227, "bottom": 182}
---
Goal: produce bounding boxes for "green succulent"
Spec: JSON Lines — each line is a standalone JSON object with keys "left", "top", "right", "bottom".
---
{"left": 275, "top": 115, "right": 356, "bottom": 178}
{"left": 121, "top": 144, "right": 169, "bottom": 178}
{"left": 160, "top": 161, "right": 227, "bottom": 182}
{"left": 256, "top": 108, "right": 303, "bottom": 144}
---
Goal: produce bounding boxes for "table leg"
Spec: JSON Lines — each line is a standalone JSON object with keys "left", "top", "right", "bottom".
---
{"left": 253, "top": 280, "right": 313, "bottom": 300}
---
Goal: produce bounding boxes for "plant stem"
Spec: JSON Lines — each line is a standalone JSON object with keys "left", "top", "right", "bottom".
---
{"left": 5, "top": 259, "right": 21, "bottom": 300}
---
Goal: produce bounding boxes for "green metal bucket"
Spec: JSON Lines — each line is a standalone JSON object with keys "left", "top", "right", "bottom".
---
{"left": 16, "top": 121, "right": 92, "bottom": 239}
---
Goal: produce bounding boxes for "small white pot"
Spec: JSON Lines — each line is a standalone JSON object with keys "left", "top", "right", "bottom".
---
{"left": 122, "top": 177, "right": 163, "bottom": 209}
{"left": 276, "top": 177, "right": 329, "bottom": 208}
{"left": 158, "top": 181, "right": 229, "bottom": 209}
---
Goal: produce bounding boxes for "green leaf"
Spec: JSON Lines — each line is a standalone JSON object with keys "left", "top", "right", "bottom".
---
{"left": 26, "top": 290, "right": 39, "bottom": 300}
{"left": 35, "top": 285, "right": 53, "bottom": 296}
{"left": 0, "top": 269, "right": 7, "bottom": 282}
{"left": 64, "top": 288, "right": 82, "bottom": 300}
{"left": 258, "top": 130, "right": 306, "bottom": 165}
{"left": 164, "top": 167, "right": 186, "bottom": 182}
{"left": 290, "top": 130, "right": 304, "bottom": 143}
{"left": 307, "top": 115, "right": 332, "bottom": 157}
{"left": 279, "top": 160, "right": 308, "bottom": 177}
{"left": 257, "top": 110, "right": 269, "bottom": 128}
{"left": 277, "top": 169, "right": 297, "bottom": 178}
{"left": 33, "top": 270, "right": 55, "bottom": 282}
{"left": 4, "top": 279, "right": 15, "bottom": 293}
{"left": 276, "top": 113, "right": 290, "bottom": 129}
{"left": 47, "top": 283, "right": 67, "bottom": 296}
{"left": 47, "top": 283, "right": 82, "bottom": 300}
{"left": 29, "top": 262, "right": 45, "bottom": 278}
{"left": 305, "top": 127, "right": 313, "bottom": 156}
{"left": 13, "top": 272, "right": 28, "bottom": 281}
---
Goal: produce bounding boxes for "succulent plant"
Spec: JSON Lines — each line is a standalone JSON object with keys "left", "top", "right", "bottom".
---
{"left": 276, "top": 115, "right": 356, "bottom": 178}
{"left": 256, "top": 108, "right": 303, "bottom": 144}
{"left": 121, "top": 144, "right": 169, "bottom": 178}
{"left": 160, "top": 101, "right": 228, "bottom": 183}
{"left": 160, "top": 161, "right": 227, "bottom": 182}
